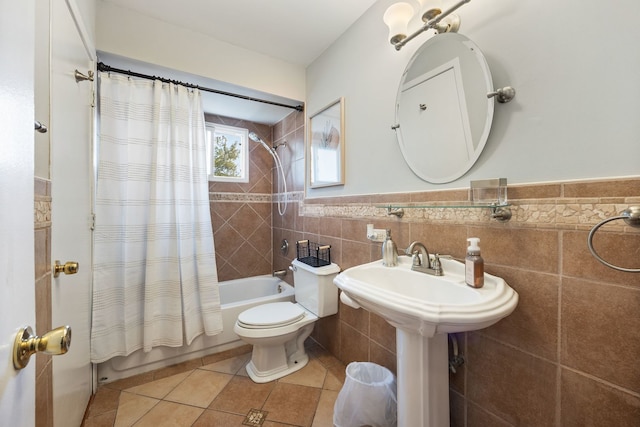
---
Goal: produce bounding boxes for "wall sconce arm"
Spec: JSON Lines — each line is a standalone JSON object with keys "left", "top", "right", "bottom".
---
{"left": 487, "top": 86, "right": 516, "bottom": 103}
{"left": 390, "top": 0, "right": 471, "bottom": 51}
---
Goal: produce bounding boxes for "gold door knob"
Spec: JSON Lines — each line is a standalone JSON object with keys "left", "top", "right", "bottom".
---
{"left": 53, "top": 260, "right": 79, "bottom": 278}
{"left": 13, "top": 325, "right": 72, "bottom": 370}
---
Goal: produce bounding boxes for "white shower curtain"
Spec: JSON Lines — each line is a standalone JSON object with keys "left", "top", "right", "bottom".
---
{"left": 91, "top": 72, "right": 223, "bottom": 363}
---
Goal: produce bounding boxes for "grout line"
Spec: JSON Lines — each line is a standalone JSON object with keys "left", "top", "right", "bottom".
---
{"left": 475, "top": 332, "right": 558, "bottom": 366}
{"left": 463, "top": 332, "right": 468, "bottom": 427}
{"left": 556, "top": 231, "right": 563, "bottom": 427}
{"left": 464, "top": 398, "right": 514, "bottom": 427}
{"left": 560, "top": 366, "right": 640, "bottom": 399}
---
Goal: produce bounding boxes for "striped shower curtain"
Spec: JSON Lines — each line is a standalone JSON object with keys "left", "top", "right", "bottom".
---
{"left": 91, "top": 72, "right": 223, "bottom": 363}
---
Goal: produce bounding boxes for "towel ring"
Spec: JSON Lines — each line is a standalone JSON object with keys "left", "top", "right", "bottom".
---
{"left": 587, "top": 206, "right": 640, "bottom": 273}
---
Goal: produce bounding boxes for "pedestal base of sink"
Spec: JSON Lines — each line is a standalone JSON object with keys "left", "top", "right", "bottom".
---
{"left": 396, "top": 330, "right": 450, "bottom": 427}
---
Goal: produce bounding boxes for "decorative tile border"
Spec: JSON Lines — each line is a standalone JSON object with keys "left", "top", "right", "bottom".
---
{"left": 34, "top": 196, "right": 52, "bottom": 228}
{"left": 209, "top": 192, "right": 272, "bottom": 203}
{"left": 34, "top": 177, "right": 52, "bottom": 229}
{"left": 209, "top": 191, "right": 305, "bottom": 203}
{"left": 298, "top": 182, "right": 640, "bottom": 232}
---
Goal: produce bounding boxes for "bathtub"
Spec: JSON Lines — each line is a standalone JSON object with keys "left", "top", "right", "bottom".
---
{"left": 97, "top": 275, "right": 294, "bottom": 384}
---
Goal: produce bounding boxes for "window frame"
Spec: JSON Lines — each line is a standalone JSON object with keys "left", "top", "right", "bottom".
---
{"left": 206, "top": 122, "right": 249, "bottom": 183}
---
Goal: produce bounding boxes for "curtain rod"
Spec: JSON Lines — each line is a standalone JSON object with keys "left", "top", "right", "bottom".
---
{"left": 97, "top": 62, "right": 304, "bottom": 112}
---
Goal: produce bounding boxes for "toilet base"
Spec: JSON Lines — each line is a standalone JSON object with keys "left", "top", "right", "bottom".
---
{"left": 246, "top": 353, "right": 309, "bottom": 383}
{"left": 242, "top": 323, "right": 315, "bottom": 383}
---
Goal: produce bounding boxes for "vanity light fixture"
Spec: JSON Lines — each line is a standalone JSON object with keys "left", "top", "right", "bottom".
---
{"left": 384, "top": 0, "right": 471, "bottom": 50}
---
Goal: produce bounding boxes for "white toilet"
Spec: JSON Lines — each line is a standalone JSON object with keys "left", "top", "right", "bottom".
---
{"left": 234, "top": 259, "right": 340, "bottom": 383}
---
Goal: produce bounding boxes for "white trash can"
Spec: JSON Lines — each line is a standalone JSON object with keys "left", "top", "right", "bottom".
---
{"left": 333, "top": 362, "right": 397, "bottom": 427}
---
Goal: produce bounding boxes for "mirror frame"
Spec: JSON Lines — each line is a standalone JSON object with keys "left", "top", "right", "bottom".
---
{"left": 394, "top": 33, "right": 495, "bottom": 184}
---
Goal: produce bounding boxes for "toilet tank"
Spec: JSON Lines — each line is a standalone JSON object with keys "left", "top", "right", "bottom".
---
{"left": 291, "top": 259, "right": 341, "bottom": 317}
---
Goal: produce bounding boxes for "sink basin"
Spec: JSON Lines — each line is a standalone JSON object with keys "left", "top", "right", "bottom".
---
{"left": 333, "top": 255, "right": 518, "bottom": 337}
{"left": 334, "top": 255, "right": 518, "bottom": 427}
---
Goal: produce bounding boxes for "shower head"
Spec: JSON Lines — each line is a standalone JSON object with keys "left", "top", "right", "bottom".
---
{"left": 248, "top": 132, "right": 286, "bottom": 152}
{"left": 248, "top": 131, "right": 274, "bottom": 153}
{"left": 248, "top": 132, "right": 265, "bottom": 144}
{"left": 248, "top": 131, "right": 288, "bottom": 215}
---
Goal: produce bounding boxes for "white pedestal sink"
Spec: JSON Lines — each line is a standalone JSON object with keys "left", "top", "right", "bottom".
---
{"left": 334, "top": 256, "right": 518, "bottom": 427}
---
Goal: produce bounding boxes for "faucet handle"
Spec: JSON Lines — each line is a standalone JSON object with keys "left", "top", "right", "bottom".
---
{"left": 433, "top": 254, "right": 454, "bottom": 263}
{"left": 432, "top": 254, "right": 452, "bottom": 276}
{"left": 431, "top": 255, "right": 442, "bottom": 274}
{"left": 411, "top": 252, "right": 422, "bottom": 267}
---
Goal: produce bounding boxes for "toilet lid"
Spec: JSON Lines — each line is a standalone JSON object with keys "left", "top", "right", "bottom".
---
{"left": 237, "top": 302, "right": 306, "bottom": 329}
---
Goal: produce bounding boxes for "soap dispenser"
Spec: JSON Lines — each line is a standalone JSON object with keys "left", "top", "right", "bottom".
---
{"left": 382, "top": 229, "right": 398, "bottom": 267}
{"left": 465, "top": 237, "right": 484, "bottom": 288}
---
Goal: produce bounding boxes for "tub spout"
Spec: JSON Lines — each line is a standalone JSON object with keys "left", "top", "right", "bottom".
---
{"left": 272, "top": 269, "right": 287, "bottom": 278}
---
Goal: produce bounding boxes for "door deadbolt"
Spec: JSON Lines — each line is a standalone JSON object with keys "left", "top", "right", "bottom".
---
{"left": 53, "top": 260, "right": 79, "bottom": 278}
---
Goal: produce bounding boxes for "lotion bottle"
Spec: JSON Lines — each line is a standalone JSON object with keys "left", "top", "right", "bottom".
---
{"left": 382, "top": 229, "right": 398, "bottom": 267}
{"left": 465, "top": 237, "right": 484, "bottom": 288}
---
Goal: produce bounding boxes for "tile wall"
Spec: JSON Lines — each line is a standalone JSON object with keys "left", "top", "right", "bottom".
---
{"left": 205, "top": 114, "right": 275, "bottom": 282}
{"left": 269, "top": 114, "right": 640, "bottom": 426}
{"left": 205, "top": 109, "right": 306, "bottom": 282}
{"left": 34, "top": 177, "right": 53, "bottom": 427}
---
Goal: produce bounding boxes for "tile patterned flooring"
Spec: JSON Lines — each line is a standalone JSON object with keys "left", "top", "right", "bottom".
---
{"left": 82, "top": 341, "right": 346, "bottom": 427}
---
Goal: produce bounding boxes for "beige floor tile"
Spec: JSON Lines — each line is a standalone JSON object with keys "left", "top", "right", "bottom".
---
{"left": 200, "top": 353, "right": 251, "bottom": 375}
{"left": 86, "top": 387, "right": 121, "bottom": 418}
{"left": 278, "top": 358, "right": 327, "bottom": 389}
{"left": 132, "top": 401, "right": 204, "bottom": 427}
{"left": 236, "top": 364, "right": 249, "bottom": 377}
{"left": 83, "top": 410, "right": 117, "bottom": 427}
{"left": 114, "top": 392, "right": 159, "bottom": 426}
{"left": 323, "top": 371, "right": 343, "bottom": 391}
{"left": 164, "top": 369, "right": 233, "bottom": 408}
{"left": 192, "top": 409, "right": 247, "bottom": 426}
{"left": 124, "top": 370, "right": 191, "bottom": 399}
{"left": 263, "top": 421, "right": 299, "bottom": 427}
{"left": 263, "top": 382, "right": 322, "bottom": 427}
{"left": 325, "top": 361, "right": 347, "bottom": 385}
{"left": 311, "top": 389, "right": 339, "bottom": 427}
{"left": 83, "top": 343, "right": 347, "bottom": 427}
{"left": 209, "top": 375, "right": 275, "bottom": 415}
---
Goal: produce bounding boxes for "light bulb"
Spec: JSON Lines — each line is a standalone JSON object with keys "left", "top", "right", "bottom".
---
{"left": 417, "top": 0, "right": 443, "bottom": 22}
{"left": 383, "top": 2, "right": 415, "bottom": 44}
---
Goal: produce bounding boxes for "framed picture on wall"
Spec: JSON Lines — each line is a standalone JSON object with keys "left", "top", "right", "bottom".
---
{"left": 308, "top": 97, "right": 345, "bottom": 188}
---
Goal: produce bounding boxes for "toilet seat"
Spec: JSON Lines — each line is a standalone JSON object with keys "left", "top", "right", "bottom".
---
{"left": 237, "top": 302, "right": 306, "bottom": 329}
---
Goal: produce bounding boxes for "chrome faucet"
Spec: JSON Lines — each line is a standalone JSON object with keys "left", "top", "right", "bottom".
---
{"left": 405, "top": 241, "right": 444, "bottom": 276}
{"left": 272, "top": 269, "right": 287, "bottom": 278}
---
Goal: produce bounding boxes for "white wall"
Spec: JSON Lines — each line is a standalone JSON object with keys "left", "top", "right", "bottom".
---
{"left": 306, "top": 0, "right": 640, "bottom": 197}
{"left": 95, "top": 1, "right": 305, "bottom": 102}
{"left": 35, "top": 0, "right": 96, "bottom": 179}
{"left": 72, "top": 0, "right": 96, "bottom": 44}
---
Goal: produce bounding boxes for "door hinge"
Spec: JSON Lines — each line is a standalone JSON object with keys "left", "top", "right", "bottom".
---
{"left": 91, "top": 213, "right": 96, "bottom": 230}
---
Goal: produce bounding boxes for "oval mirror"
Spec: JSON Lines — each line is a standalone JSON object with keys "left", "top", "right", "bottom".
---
{"left": 394, "top": 32, "right": 494, "bottom": 183}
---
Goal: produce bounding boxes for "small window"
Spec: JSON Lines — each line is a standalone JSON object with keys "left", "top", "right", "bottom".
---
{"left": 205, "top": 123, "right": 249, "bottom": 183}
